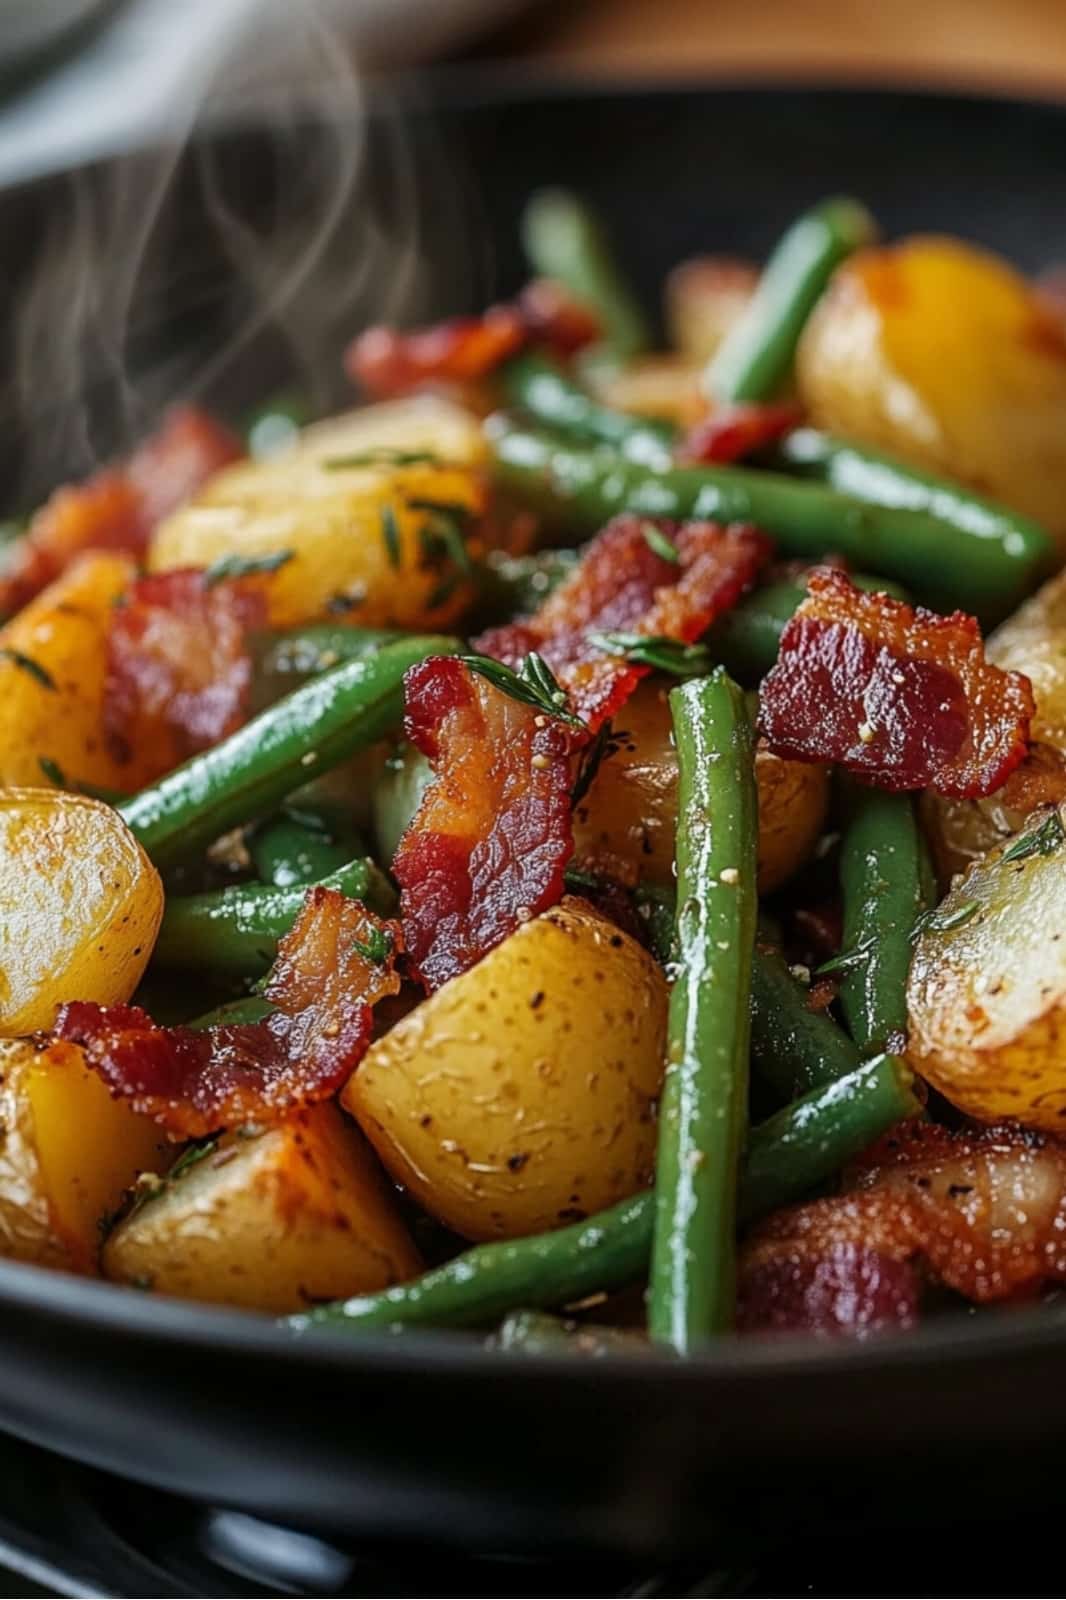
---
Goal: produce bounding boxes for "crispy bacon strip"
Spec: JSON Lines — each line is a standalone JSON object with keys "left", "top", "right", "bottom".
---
{"left": 55, "top": 890, "right": 400, "bottom": 1137}
{"left": 758, "top": 567, "right": 1034, "bottom": 797}
{"left": 676, "top": 403, "right": 802, "bottom": 465}
{"left": 739, "top": 1122, "right": 1066, "bottom": 1337}
{"left": 346, "top": 281, "right": 599, "bottom": 399}
{"left": 0, "top": 407, "right": 240, "bottom": 616}
{"left": 394, "top": 656, "right": 587, "bottom": 991}
{"left": 104, "top": 569, "right": 263, "bottom": 772}
{"left": 474, "top": 516, "right": 770, "bottom": 728}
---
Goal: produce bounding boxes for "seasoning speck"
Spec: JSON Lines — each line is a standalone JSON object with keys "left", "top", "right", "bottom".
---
{"left": 719, "top": 866, "right": 739, "bottom": 885}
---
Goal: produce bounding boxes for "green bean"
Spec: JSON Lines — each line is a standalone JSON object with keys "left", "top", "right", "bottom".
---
{"left": 836, "top": 787, "right": 924, "bottom": 1055}
{"left": 521, "top": 189, "right": 650, "bottom": 363}
{"left": 649, "top": 671, "right": 757, "bottom": 1350}
{"left": 153, "top": 856, "right": 396, "bottom": 976}
{"left": 248, "top": 811, "right": 363, "bottom": 889}
{"left": 492, "top": 1309, "right": 645, "bottom": 1357}
{"left": 501, "top": 352, "right": 673, "bottom": 465}
{"left": 487, "top": 419, "right": 1045, "bottom": 621}
{"left": 187, "top": 996, "right": 274, "bottom": 1030}
{"left": 118, "top": 635, "right": 458, "bottom": 868}
{"left": 371, "top": 743, "right": 434, "bottom": 867}
{"left": 255, "top": 626, "right": 404, "bottom": 685}
{"left": 244, "top": 392, "right": 312, "bottom": 458}
{"left": 749, "top": 944, "right": 862, "bottom": 1099}
{"left": 706, "top": 197, "right": 877, "bottom": 403}
{"left": 292, "top": 1054, "right": 916, "bottom": 1337}
{"left": 775, "top": 427, "right": 1053, "bottom": 572}
{"left": 705, "top": 572, "right": 909, "bottom": 682}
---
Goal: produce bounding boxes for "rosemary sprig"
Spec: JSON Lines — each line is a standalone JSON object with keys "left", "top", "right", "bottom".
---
{"left": 203, "top": 549, "right": 294, "bottom": 587}
{"left": 0, "top": 648, "right": 55, "bottom": 690}
{"left": 352, "top": 926, "right": 394, "bottom": 964}
{"left": 587, "top": 630, "right": 713, "bottom": 678}
{"left": 323, "top": 448, "right": 442, "bottom": 470}
{"left": 813, "top": 937, "right": 876, "bottom": 979}
{"left": 460, "top": 651, "right": 586, "bottom": 731}
{"left": 911, "top": 899, "right": 981, "bottom": 939}
{"left": 571, "top": 719, "right": 616, "bottom": 807}
{"left": 1001, "top": 808, "right": 1066, "bottom": 863}
{"left": 641, "top": 522, "right": 680, "bottom": 564}
{"left": 379, "top": 504, "right": 402, "bottom": 569}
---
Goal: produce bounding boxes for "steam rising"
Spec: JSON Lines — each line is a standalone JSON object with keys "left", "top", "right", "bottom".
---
{"left": 11, "top": 2, "right": 487, "bottom": 500}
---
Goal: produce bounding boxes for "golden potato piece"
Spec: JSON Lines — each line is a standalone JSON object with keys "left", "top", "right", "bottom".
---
{"left": 0, "top": 789, "right": 162, "bottom": 1035}
{"left": 103, "top": 1104, "right": 421, "bottom": 1313}
{"left": 665, "top": 256, "right": 759, "bottom": 366}
{"left": 590, "top": 355, "right": 707, "bottom": 427}
{"left": 797, "top": 236, "right": 1066, "bottom": 541}
{"left": 572, "top": 680, "right": 827, "bottom": 894}
{"left": 149, "top": 397, "right": 487, "bottom": 631}
{"left": 0, "top": 551, "right": 164, "bottom": 794}
{"left": 0, "top": 1037, "right": 167, "bottom": 1274}
{"left": 346, "top": 896, "right": 667, "bottom": 1241}
{"left": 987, "top": 565, "right": 1066, "bottom": 752}
{"left": 907, "top": 802, "right": 1066, "bottom": 1130}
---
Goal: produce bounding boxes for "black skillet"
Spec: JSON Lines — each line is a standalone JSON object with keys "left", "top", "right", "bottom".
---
{"left": 2, "top": 77, "right": 1066, "bottom": 1559}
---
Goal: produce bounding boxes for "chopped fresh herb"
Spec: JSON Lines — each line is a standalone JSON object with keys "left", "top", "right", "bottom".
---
{"left": 1002, "top": 809, "right": 1066, "bottom": 863}
{"left": 814, "top": 937, "right": 876, "bottom": 979}
{"left": 911, "top": 899, "right": 981, "bottom": 939}
{"left": 380, "top": 504, "right": 402, "bottom": 569}
{"left": 418, "top": 511, "right": 473, "bottom": 577}
{"left": 408, "top": 497, "right": 471, "bottom": 521}
{"left": 203, "top": 550, "right": 294, "bottom": 587}
{"left": 426, "top": 572, "right": 463, "bottom": 610}
{"left": 587, "top": 630, "right": 712, "bottom": 678}
{"left": 564, "top": 866, "right": 604, "bottom": 894}
{"left": 571, "top": 719, "right": 616, "bottom": 807}
{"left": 36, "top": 757, "right": 125, "bottom": 804}
{"left": 352, "top": 926, "right": 394, "bottom": 964}
{"left": 38, "top": 756, "right": 67, "bottom": 787}
{"left": 326, "top": 588, "right": 365, "bottom": 614}
{"left": 0, "top": 649, "right": 55, "bottom": 690}
{"left": 460, "top": 652, "right": 586, "bottom": 731}
{"left": 641, "top": 522, "right": 680, "bottom": 564}
{"left": 169, "top": 1137, "right": 221, "bottom": 1180}
{"left": 323, "top": 448, "right": 441, "bottom": 469}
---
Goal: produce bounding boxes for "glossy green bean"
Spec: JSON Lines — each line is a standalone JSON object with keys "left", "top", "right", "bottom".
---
{"left": 837, "top": 788, "right": 924, "bottom": 1056}
{"left": 255, "top": 626, "right": 404, "bottom": 685}
{"left": 248, "top": 811, "right": 363, "bottom": 889}
{"left": 471, "top": 549, "right": 578, "bottom": 626}
{"left": 501, "top": 351, "right": 673, "bottom": 464}
{"left": 706, "top": 197, "right": 877, "bottom": 403}
{"left": 749, "top": 944, "right": 862, "bottom": 1099}
{"left": 119, "top": 635, "right": 458, "bottom": 868}
{"left": 521, "top": 188, "right": 650, "bottom": 363}
{"left": 649, "top": 671, "right": 757, "bottom": 1349}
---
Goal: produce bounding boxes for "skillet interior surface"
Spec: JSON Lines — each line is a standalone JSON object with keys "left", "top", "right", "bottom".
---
{"left": 2, "top": 77, "right": 1066, "bottom": 1554}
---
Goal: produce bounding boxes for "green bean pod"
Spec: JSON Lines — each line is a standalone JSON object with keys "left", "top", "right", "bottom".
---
{"left": 249, "top": 811, "right": 364, "bottom": 889}
{"left": 292, "top": 1054, "right": 916, "bottom": 1338}
{"left": 521, "top": 188, "right": 651, "bottom": 363}
{"left": 153, "top": 856, "right": 395, "bottom": 976}
{"left": 119, "top": 635, "right": 458, "bottom": 868}
{"left": 487, "top": 419, "right": 1044, "bottom": 621}
{"left": 649, "top": 671, "right": 758, "bottom": 1350}
{"left": 255, "top": 626, "right": 405, "bottom": 686}
{"left": 706, "top": 197, "right": 878, "bottom": 403}
{"left": 749, "top": 944, "right": 862, "bottom": 1099}
{"left": 501, "top": 351, "right": 674, "bottom": 464}
{"left": 837, "top": 787, "right": 924, "bottom": 1056}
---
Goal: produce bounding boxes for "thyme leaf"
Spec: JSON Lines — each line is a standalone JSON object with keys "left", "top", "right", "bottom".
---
{"left": 203, "top": 549, "right": 294, "bottom": 586}
{"left": 587, "top": 630, "right": 712, "bottom": 678}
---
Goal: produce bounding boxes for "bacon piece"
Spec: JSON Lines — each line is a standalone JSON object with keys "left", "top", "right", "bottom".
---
{"left": 739, "top": 1122, "right": 1066, "bottom": 1337}
{"left": 394, "top": 655, "right": 587, "bottom": 991}
{"left": 676, "top": 403, "right": 802, "bottom": 465}
{"left": 758, "top": 567, "right": 1034, "bottom": 797}
{"left": 474, "top": 516, "right": 770, "bottom": 729}
{"left": 346, "top": 285, "right": 600, "bottom": 400}
{"left": 0, "top": 407, "right": 240, "bottom": 617}
{"left": 104, "top": 569, "right": 263, "bottom": 770}
{"left": 55, "top": 890, "right": 401, "bottom": 1137}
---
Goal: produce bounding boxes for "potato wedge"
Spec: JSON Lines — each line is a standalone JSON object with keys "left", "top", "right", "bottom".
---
{"left": 148, "top": 397, "right": 487, "bottom": 631}
{"left": 0, "top": 551, "right": 165, "bottom": 793}
{"left": 589, "top": 355, "right": 707, "bottom": 427}
{"left": 987, "top": 565, "right": 1066, "bottom": 751}
{"left": 571, "top": 680, "right": 828, "bottom": 894}
{"left": 797, "top": 237, "right": 1066, "bottom": 542}
{"left": 907, "top": 802, "right": 1066, "bottom": 1130}
{"left": 0, "top": 1037, "right": 167, "bottom": 1273}
{"left": 0, "top": 789, "right": 162, "bottom": 1035}
{"left": 103, "top": 1105, "right": 421, "bottom": 1312}
{"left": 346, "top": 896, "right": 667, "bottom": 1240}
{"left": 664, "top": 256, "right": 759, "bottom": 365}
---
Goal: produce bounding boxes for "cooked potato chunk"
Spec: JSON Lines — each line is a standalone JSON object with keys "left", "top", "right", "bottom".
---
{"left": 0, "top": 1038, "right": 167, "bottom": 1273}
{"left": 987, "top": 565, "right": 1066, "bottom": 751}
{"left": 665, "top": 256, "right": 759, "bottom": 365}
{"left": 0, "top": 552, "right": 164, "bottom": 793}
{"left": 590, "top": 355, "right": 707, "bottom": 427}
{"left": 149, "top": 397, "right": 487, "bottom": 630}
{"left": 907, "top": 803, "right": 1066, "bottom": 1130}
{"left": 0, "top": 789, "right": 162, "bottom": 1035}
{"left": 103, "top": 1105, "right": 421, "bottom": 1312}
{"left": 345, "top": 896, "right": 667, "bottom": 1240}
{"left": 571, "top": 680, "right": 828, "bottom": 894}
{"left": 797, "top": 237, "right": 1066, "bottom": 542}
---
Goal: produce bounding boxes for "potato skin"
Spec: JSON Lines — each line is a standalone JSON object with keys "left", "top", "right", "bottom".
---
{"left": 0, "top": 789, "right": 162, "bottom": 1035}
{"left": 0, "top": 552, "right": 165, "bottom": 793}
{"left": 149, "top": 397, "right": 487, "bottom": 630}
{"left": 572, "top": 679, "right": 827, "bottom": 894}
{"left": 103, "top": 1105, "right": 421, "bottom": 1313}
{"left": 0, "top": 1037, "right": 167, "bottom": 1274}
{"left": 907, "top": 802, "right": 1066, "bottom": 1130}
{"left": 664, "top": 256, "right": 759, "bottom": 365}
{"left": 345, "top": 896, "right": 668, "bottom": 1240}
{"left": 797, "top": 237, "right": 1066, "bottom": 541}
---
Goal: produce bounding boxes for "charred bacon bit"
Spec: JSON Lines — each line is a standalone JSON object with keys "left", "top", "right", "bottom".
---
{"left": 0, "top": 407, "right": 240, "bottom": 616}
{"left": 738, "top": 1241, "right": 921, "bottom": 1337}
{"left": 394, "top": 655, "right": 587, "bottom": 991}
{"left": 346, "top": 286, "right": 600, "bottom": 400}
{"left": 739, "top": 1121, "right": 1066, "bottom": 1336}
{"left": 475, "top": 516, "right": 770, "bottom": 728}
{"left": 676, "top": 403, "right": 802, "bottom": 465}
{"left": 55, "top": 890, "right": 401, "bottom": 1137}
{"left": 758, "top": 567, "right": 1034, "bottom": 798}
{"left": 104, "top": 569, "right": 263, "bottom": 771}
